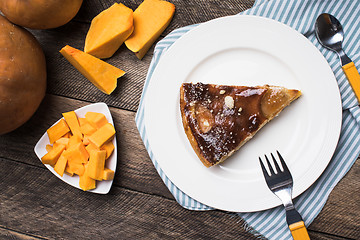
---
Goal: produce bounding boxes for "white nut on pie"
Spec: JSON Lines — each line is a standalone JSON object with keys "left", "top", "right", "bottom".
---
{"left": 220, "top": 90, "right": 226, "bottom": 94}
{"left": 224, "top": 96, "right": 234, "bottom": 109}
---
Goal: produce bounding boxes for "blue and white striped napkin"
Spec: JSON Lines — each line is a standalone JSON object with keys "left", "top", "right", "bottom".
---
{"left": 135, "top": 0, "right": 360, "bottom": 239}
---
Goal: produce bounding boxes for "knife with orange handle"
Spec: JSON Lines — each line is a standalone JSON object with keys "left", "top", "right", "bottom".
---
{"left": 342, "top": 61, "right": 360, "bottom": 102}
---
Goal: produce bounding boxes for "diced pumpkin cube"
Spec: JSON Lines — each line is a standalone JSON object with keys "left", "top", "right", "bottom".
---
{"left": 67, "top": 162, "right": 85, "bottom": 176}
{"left": 85, "top": 150, "right": 106, "bottom": 180}
{"left": 102, "top": 168, "right": 115, "bottom": 180}
{"left": 84, "top": 3, "right": 134, "bottom": 59}
{"left": 89, "top": 123, "right": 115, "bottom": 148}
{"left": 54, "top": 153, "right": 68, "bottom": 177}
{"left": 46, "top": 144, "right": 53, "bottom": 152}
{"left": 79, "top": 163, "right": 96, "bottom": 191}
{"left": 64, "top": 142, "right": 89, "bottom": 164}
{"left": 101, "top": 141, "right": 115, "bottom": 159}
{"left": 65, "top": 164, "right": 74, "bottom": 176}
{"left": 59, "top": 45, "right": 125, "bottom": 95}
{"left": 124, "top": 0, "right": 175, "bottom": 59}
{"left": 62, "top": 132, "right": 72, "bottom": 138}
{"left": 62, "top": 111, "right": 83, "bottom": 140}
{"left": 41, "top": 144, "right": 66, "bottom": 166}
{"left": 80, "top": 123, "right": 97, "bottom": 136}
{"left": 85, "top": 112, "right": 108, "bottom": 129}
{"left": 79, "top": 172, "right": 96, "bottom": 191}
{"left": 47, "top": 119, "right": 70, "bottom": 144}
{"left": 78, "top": 118, "right": 88, "bottom": 127}
{"left": 82, "top": 135, "right": 91, "bottom": 146}
{"left": 85, "top": 143, "right": 100, "bottom": 155}
{"left": 68, "top": 134, "right": 82, "bottom": 148}
{"left": 55, "top": 137, "right": 70, "bottom": 146}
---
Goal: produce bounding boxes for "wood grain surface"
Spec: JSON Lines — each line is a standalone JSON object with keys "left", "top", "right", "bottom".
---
{"left": 0, "top": 0, "right": 359, "bottom": 239}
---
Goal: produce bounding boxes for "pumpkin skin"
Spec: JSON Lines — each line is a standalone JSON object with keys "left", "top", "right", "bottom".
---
{"left": 0, "top": 15, "right": 47, "bottom": 135}
{"left": 0, "top": 0, "right": 83, "bottom": 29}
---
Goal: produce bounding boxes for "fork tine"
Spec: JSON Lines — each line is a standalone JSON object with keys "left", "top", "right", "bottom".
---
{"left": 277, "top": 150, "right": 290, "bottom": 173}
{"left": 265, "top": 154, "right": 275, "bottom": 176}
{"left": 259, "top": 157, "right": 269, "bottom": 177}
{"left": 271, "top": 153, "right": 282, "bottom": 173}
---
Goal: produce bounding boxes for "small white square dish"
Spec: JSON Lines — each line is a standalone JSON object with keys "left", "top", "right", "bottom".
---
{"left": 34, "top": 102, "right": 117, "bottom": 194}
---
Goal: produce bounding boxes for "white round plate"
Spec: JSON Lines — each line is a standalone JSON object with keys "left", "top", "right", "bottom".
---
{"left": 34, "top": 102, "right": 117, "bottom": 194}
{"left": 144, "top": 15, "right": 342, "bottom": 212}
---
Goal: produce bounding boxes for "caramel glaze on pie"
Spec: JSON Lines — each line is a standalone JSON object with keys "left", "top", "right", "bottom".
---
{"left": 180, "top": 82, "right": 301, "bottom": 167}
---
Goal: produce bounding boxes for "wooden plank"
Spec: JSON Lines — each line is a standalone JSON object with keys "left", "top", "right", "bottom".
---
{"left": 309, "top": 231, "right": 353, "bottom": 240}
{"left": 27, "top": 0, "right": 255, "bottom": 112}
{"left": 0, "top": 158, "right": 256, "bottom": 240}
{"left": 0, "top": 228, "right": 42, "bottom": 240}
{"left": 308, "top": 159, "right": 360, "bottom": 240}
{"left": 75, "top": 0, "right": 255, "bottom": 26}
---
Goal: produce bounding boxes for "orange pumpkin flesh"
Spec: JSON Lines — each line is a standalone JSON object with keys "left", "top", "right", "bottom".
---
{"left": 0, "top": 15, "right": 47, "bottom": 135}
{"left": 0, "top": 0, "right": 83, "bottom": 29}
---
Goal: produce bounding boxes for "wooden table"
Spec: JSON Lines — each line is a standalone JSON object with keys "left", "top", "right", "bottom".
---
{"left": 1, "top": 1, "right": 359, "bottom": 239}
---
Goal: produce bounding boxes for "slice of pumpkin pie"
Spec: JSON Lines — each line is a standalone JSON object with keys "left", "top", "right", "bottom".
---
{"left": 180, "top": 82, "right": 301, "bottom": 167}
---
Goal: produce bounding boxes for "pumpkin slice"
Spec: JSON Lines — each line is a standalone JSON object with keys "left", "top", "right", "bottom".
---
{"left": 59, "top": 45, "right": 125, "bottom": 94}
{"left": 84, "top": 3, "right": 134, "bottom": 59}
{"left": 124, "top": 0, "right": 175, "bottom": 59}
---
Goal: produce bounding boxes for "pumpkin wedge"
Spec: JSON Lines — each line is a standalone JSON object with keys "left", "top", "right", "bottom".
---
{"left": 60, "top": 45, "right": 125, "bottom": 94}
{"left": 125, "top": 0, "right": 175, "bottom": 59}
{"left": 84, "top": 3, "right": 134, "bottom": 59}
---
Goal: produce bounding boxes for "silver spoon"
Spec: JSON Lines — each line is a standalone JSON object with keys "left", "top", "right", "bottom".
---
{"left": 315, "top": 13, "right": 360, "bottom": 103}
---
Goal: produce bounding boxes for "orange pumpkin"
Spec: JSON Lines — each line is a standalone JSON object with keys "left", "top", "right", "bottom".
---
{"left": 0, "top": 0, "right": 83, "bottom": 29}
{"left": 0, "top": 15, "right": 47, "bottom": 135}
